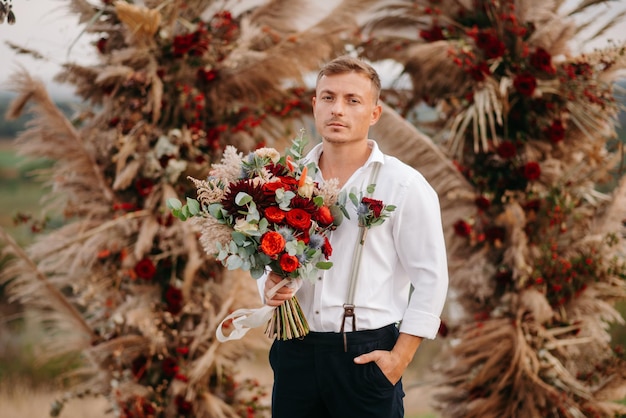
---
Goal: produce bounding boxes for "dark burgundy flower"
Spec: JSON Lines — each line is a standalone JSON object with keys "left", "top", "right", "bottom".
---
{"left": 545, "top": 119, "right": 565, "bottom": 143}
{"left": 175, "top": 395, "right": 193, "bottom": 415}
{"left": 197, "top": 68, "right": 218, "bottom": 82}
{"left": 134, "top": 178, "right": 154, "bottom": 197}
{"left": 453, "top": 219, "right": 472, "bottom": 237}
{"left": 162, "top": 357, "right": 179, "bottom": 378}
{"left": 221, "top": 179, "right": 271, "bottom": 217}
{"left": 96, "top": 37, "right": 108, "bottom": 54}
{"left": 474, "top": 196, "right": 491, "bottom": 211}
{"left": 523, "top": 162, "right": 541, "bottom": 181}
{"left": 165, "top": 286, "right": 184, "bottom": 314}
{"left": 496, "top": 141, "right": 517, "bottom": 159}
{"left": 419, "top": 25, "right": 445, "bottom": 42}
{"left": 361, "top": 197, "right": 384, "bottom": 218}
{"left": 485, "top": 226, "right": 506, "bottom": 243}
{"left": 530, "top": 47, "right": 555, "bottom": 74}
{"left": 513, "top": 72, "right": 537, "bottom": 97}
{"left": 289, "top": 195, "right": 317, "bottom": 213}
{"left": 134, "top": 258, "right": 156, "bottom": 280}
{"left": 523, "top": 199, "right": 542, "bottom": 212}
{"left": 475, "top": 31, "right": 505, "bottom": 59}
{"left": 468, "top": 62, "right": 491, "bottom": 82}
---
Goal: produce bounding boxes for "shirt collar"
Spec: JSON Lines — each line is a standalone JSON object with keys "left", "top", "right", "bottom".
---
{"left": 307, "top": 139, "right": 385, "bottom": 168}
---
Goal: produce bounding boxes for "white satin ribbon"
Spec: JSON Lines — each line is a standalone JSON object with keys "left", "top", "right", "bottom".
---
{"left": 215, "top": 304, "right": 275, "bottom": 342}
{"left": 215, "top": 277, "right": 301, "bottom": 342}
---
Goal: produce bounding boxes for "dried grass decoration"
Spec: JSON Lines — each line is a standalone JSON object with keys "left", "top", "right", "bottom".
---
{"left": 168, "top": 130, "right": 344, "bottom": 341}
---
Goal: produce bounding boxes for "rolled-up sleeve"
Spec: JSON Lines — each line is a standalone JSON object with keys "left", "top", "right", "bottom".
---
{"left": 394, "top": 174, "right": 449, "bottom": 339}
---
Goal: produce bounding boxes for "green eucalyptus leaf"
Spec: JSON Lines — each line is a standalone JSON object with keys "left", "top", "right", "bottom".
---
{"left": 235, "top": 192, "right": 252, "bottom": 206}
{"left": 166, "top": 198, "right": 182, "bottom": 211}
{"left": 186, "top": 198, "right": 200, "bottom": 215}
{"left": 315, "top": 261, "right": 333, "bottom": 270}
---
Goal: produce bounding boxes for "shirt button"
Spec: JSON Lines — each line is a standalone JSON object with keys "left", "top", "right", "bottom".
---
{"left": 317, "top": 277, "right": 322, "bottom": 281}
{"left": 315, "top": 311, "right": 320, "bottom": 314}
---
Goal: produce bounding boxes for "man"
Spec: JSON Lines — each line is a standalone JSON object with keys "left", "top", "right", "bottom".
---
{"left": 261, "top": 55, "right": 449, "bottom": 418}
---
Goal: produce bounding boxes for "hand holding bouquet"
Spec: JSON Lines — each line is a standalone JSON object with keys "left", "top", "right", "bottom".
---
{"left": 168, "top": 130, "right": 344, "bottom": 341}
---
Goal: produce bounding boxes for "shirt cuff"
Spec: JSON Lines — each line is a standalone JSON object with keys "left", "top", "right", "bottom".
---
{"left": 398, "top": 309, "right": 442, "bottom": 340}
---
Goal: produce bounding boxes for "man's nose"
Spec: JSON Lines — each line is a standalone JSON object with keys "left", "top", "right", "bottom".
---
{"left": 331, "top": 101, "right": 344, "bottom": 116}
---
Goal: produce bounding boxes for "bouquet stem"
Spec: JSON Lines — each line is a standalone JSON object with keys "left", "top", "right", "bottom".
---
{"left": 264, "top": 296, "right": 310, "bottom": 340}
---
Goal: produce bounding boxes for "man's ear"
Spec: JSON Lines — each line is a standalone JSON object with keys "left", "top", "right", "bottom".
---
{"left": 370, "top": 103, "right": 382, "bottom": 126}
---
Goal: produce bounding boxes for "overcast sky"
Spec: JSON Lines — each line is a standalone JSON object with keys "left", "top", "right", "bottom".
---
{"left": 1, "top": 0, "right": 625, "bottom": 99}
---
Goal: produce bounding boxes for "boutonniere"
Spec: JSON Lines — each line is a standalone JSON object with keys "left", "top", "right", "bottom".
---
{"left": 340, "top": 184, "right": 396, "bottom": 244}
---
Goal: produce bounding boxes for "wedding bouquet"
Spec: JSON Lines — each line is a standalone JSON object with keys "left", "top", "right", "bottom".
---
{"left": 167, "top": 130, "right": 344, "bottom": 341}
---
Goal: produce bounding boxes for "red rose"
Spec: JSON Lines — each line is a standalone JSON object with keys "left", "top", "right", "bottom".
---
{"left": 285, "top": 208, "right": 312, "bottom": 230}
{"left": 265, "top": 206, "right": 286, "bottom": 223}
{"left": 496, "top": 141, "right": 517, "bottom": 159}
{"left": 279, "top": 253, "right": 299, "bottom": 273}
{"left": 545, "top": 120, "right": 565, "bottom": 143}
{"left": 260, "top": 231, "right": 285, "bottom": 256}
{"left": 278, "top": 176, "right": 298, "bottom": 190}
{"left": 134, "top": 258, "right": 156, "bottom": 280}
{"left": 513, "top": 72, "right": 537, "bottom": 97}
{"left": 523, "top": 162, "right": 541, "bottom": 181}
{"left": 262, "top": 181, "right": 285, "bottom": 195}
{"left": 314, "top": 206, "right": 334, "bottom": 226}
{"left": 530, "top": 48, "right": 555, "bottom": 74}
{"left": 453, "top": 219, "right": 472, "bottom": 237}
{"left": 361, "top": 197, "right": 384, "bottom": 218}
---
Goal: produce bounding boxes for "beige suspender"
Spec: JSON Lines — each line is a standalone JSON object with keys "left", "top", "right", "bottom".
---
{"left": 340, "top": 162, "right": 382, "bottom": 351}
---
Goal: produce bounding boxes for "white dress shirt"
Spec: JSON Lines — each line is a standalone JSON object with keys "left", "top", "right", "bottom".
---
{"left": 259, "top": 140, "right": 448, "bottom": 339}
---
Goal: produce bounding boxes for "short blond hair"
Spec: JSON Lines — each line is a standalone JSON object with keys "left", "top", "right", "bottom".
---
{"left": 316, "top": 55, "right": 381, "bottom": 102}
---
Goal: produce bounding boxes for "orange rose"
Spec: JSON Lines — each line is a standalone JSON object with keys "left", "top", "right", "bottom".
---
{"left": 260, "top": 231, "right": 286, "bottom": 256}
{"left": 279, "top": 253, "right": 299, "bottom": 273}
{"left": 265, "top": 206, "right": 285, "bottom": 223}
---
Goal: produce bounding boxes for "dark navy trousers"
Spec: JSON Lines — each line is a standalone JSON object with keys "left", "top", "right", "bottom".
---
{"left": 269, "top": 324, "right": 405, "bottom": 418}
